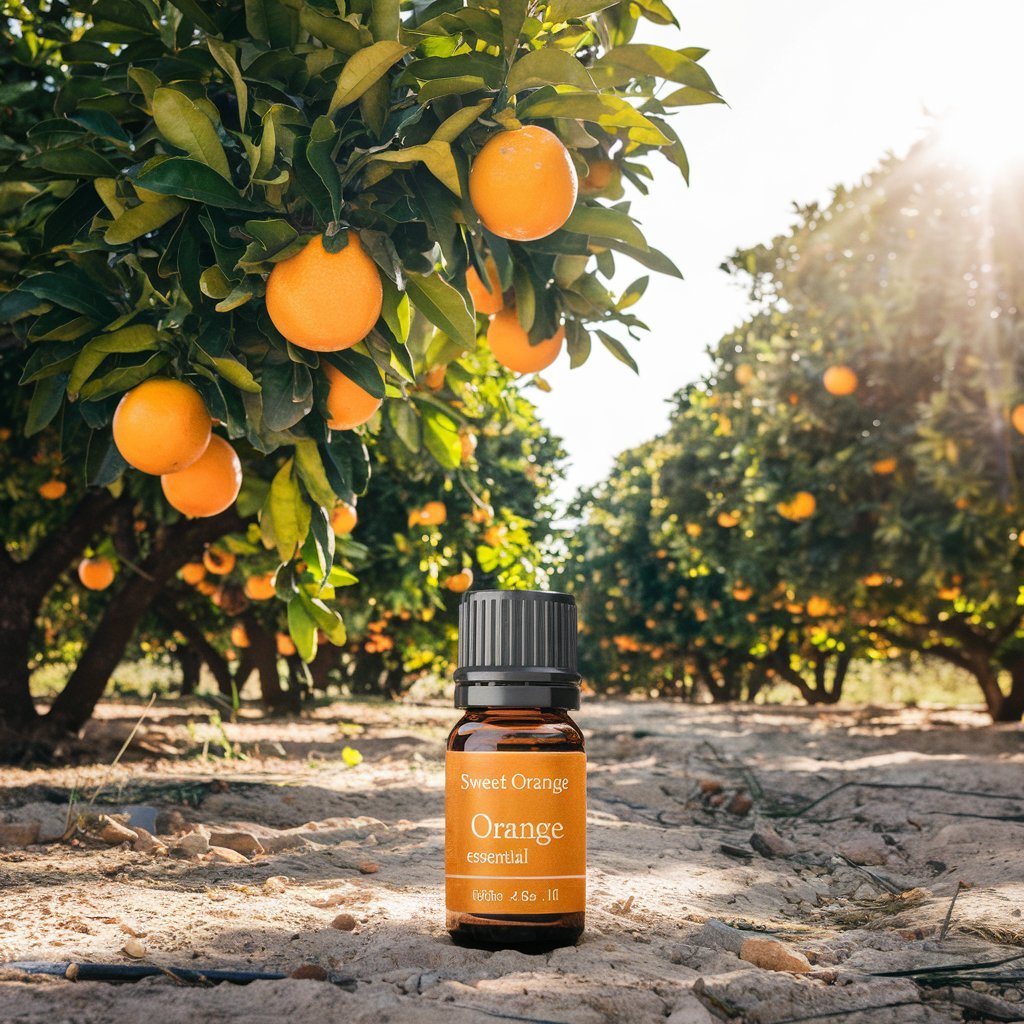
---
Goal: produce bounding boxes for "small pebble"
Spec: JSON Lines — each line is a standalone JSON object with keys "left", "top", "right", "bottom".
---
{"left": 123, "top": 938, "right": 146, "bottom": 959}
{"left": 331, "top": 913, "right": 357, "bottom": 931}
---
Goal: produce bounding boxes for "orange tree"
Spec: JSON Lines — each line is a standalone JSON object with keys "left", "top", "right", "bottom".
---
{"left": 707, "top": 138, "right": 1024, "bottom": 720}
{"left": 0, "top": 1, "right": 724, "bottom": 738}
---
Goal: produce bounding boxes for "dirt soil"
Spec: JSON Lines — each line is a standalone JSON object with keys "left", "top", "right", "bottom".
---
{"left": 0, "top": 699, "right": 1022, "bottom": 1023}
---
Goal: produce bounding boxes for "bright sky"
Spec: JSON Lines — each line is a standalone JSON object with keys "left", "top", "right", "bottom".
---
{"left": 531, "top": 0, "right": 1024, "bottom": 501}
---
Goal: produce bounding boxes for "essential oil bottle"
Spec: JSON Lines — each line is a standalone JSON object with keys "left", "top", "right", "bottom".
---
{"left": 445, "top": 589, "right": 586, "bottom": 952}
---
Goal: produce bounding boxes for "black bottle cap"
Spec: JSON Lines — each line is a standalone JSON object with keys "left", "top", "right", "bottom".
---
{"left": 454, "top": 589, "right": 581, "bottom": 710}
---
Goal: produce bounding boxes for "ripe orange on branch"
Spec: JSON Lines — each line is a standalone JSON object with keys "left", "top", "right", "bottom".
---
{"left": 466, "top": 257, "right": 504, "bottom": 316}
{"left": 777, "top": 491, "right": 816, "bottom": 521}
{"left": 444, "top": 569, "right": 474, "bottom": 593}
{"left": 469, "top": 126, "right": 578, "bottom": 241}
{"left": 203, "top": 545, "right": 236, "bottom": 575}
{"left": 487, "top": 309, "right": 564, "bottom": 375}
{"left": 38, "top": 479, "right": 66, "bottom": 500}
{"left": 78, "top": 557, "right": 115, "bottom": 591}
{"left": 872, "top": 457, "right": 898, "bottom": 475}
{"left": 1012, "top": 404, "right": 1024, "bottom": 435}
{"left": 323, "top": 364, "right": 382, "bottom": 430}
{"left": 409, "top": 500, "right": 447, "bottom": 528}
{"left": 244, "top": 572, "right": 276, "bottom": 601}
{"left": 181, "top": 562, "right": 206, "bottom": 585}
{"left": 331, "top": 500, "right": 358, "bottom": 536}
{"left": 266, "top": 233, "right": 382, "bottom": 352}
{"left": 276, "top": 632, "right": 297, "bottom": 657}
{"left": 161, "top": 436, "right": 242, "bottom": 518}
{"left": 580, "top": 158, "right": 615, "bottom": 195}
{"left": 112, "top": 378, "right": 211, "bottom": 476}
{"left": 823, "top": 365, "right": 859, "bottom": 396}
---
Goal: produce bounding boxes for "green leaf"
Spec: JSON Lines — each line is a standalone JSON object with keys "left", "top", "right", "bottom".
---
{"left": 246, "top": 0, "right": 297, "bottom": 48}
{"left": 381, "top": 274, "right": 411, "bottom": 343}
{"left": 432, "top": 99, "right": 492, "bottom": 143}
{"left": 207, "top": 38, "right": 249, "bottom": 129}
{"left": 133, "top": 157, "right": 263, "bottom": 211}
{"left": 517, "top": 89, "right": 670, "bottom": 146}
{"left": 300, "top": 6, "right": 363, "bottom": 54}
{"left": 507, "top": 49, "right": 596, "bottom": 94}
{"left": 267, "top": 458, "right": 310, "bottom": 562}
{"left": 152, "top": 88, "right": 231, "bottom": 180}
{"left": 564, "top": 205, "right": 649, "bottom": 250}
{"left": 499, "top": 0, "right": 528, "bottom": 58}
{"left": 547, "top": 0, "right": 616, "bottom": 19}
{"left": 662, "top": 86, "right": 727, "bottom": 107}
{"left": 204, "top": 354, "right": 261, "bottom": 392}
{"left": 328, "top": 41, "right": 410, "bottom": 115}
{"left": 168, "top": 0, "right": 220, "bottom": 33}
{"left": 306, "top": 117, "right": 343, "bottom": 221}
{"left": 300, "top": 591, "right": 347, "bottom": 644}
{"left": 25, "top": 375, "right": 67, "bottom": 436}
{"left": 596, "top": 330, "right": 639, "bottom": 373}
{"left": 631, "top": 0, "right": 679, "bottom": 26}
{"left": 389, "top": 401, "right": 421, "bottom": 453}
{"left": 617, "top": 275, "right": 649, "bottom": 310}
{"left": 105, "top": 196, "right": 188, "bottom": 244}
{"left": 405, "top": 272, "right": 476, "bottom": 349}
{"left": 369, "top": 0, "right": 400, "bottom": 40}
{"left": 322, "top": 349, "right": 386, "bottom": 399}
{"left": 420, "top": 403, "right": 462, "bottom": 469}
{"left": 19, "top": 271, "right": 117, "bottom": 322}
{"left": 79, "top": 352, "right": 170, "bottom": 400}
{"left": 603, "top": 238, "right": 682, "bottom": 278}
{"left": 287, "top": 596, "right": 318, "bottom": 662}
{"left": 68, "top": 324, "right": 162, "bottom": 397}
{"left": 366, "top": 140, "right": 461, "bottom": 196}
{"left": 591, "top": 45, "right": 719, "bottom": 93}
{"left": 25, "top": 147, "right": 118, "bottom": 178}
{"left": 294, "top": 438, "right": 338, "bottom": 508}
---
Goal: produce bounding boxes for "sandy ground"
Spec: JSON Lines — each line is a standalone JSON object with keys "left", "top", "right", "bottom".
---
{"left": 0, "top": 698, "right": 1022, "bottom": 1023}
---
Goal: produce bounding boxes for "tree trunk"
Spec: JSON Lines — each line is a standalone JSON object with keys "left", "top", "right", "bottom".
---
{"left": 177, "top": 646, "right": 201, "bottom": 696}
{"left": 44, "top": 509, "right": 243, "bottom": 735}
{"left": 157, "top": 598, "right": 233, "bottom": 697}
{"left": 244, "top": 617, "right": 289, "bottom": 712}
{"left": 0, "top": 489, "right": 123, "bottom": 735}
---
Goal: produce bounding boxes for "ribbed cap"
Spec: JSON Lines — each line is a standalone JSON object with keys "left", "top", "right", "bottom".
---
{"left": 454, "top": 590, "right": 580, "bottom": 708}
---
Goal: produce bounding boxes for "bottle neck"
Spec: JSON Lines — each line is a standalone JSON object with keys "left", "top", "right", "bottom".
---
{"left": 455, "top": 679, "right": 580, "bottom": 711}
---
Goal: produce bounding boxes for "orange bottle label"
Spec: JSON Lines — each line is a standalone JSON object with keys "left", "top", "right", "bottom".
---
{"left": 445, "top": 750, "right": 586, "bottom": 915}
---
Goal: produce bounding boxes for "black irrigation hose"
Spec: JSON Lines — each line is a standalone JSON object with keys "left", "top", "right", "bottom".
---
{"left": 2, "top": 961, "right": 356, "bottom": 988}
{"left": 764, "top": 781, "right": 1024, "bottom": 820}
{"left": 870, "top": 949, "right": 1024, "bottom": 979}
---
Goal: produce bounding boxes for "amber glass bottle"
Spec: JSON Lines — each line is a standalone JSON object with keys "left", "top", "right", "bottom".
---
{"left": 445, "top": 590, "right": 586, "bottom": 952}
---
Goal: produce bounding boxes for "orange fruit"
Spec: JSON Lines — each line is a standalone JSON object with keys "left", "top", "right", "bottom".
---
{"left": 872, "top": 457, "right": 897, "bottom": 475}
{"left": 579, "top": 158, "right": 615, "bottom": 195}
{"left": 734, "top": 363, "right": 755, "bottom": 386}
{"left": 466, "top": 257, "right": 504, "bottom": 316}
{"left": 731, "top": 584, "right": 753, "bottom": 601}
{"left": 716, "top": 511, "right": 739, "bottom": 528}
{"left": 482, "top": 524, "right": 506, "bottom": 548}
{"left": 488, "top": 309, "right": 564, "bottom": 375}
{"left": 444, "top": 568, "right": 474, "bottom": 593}
{"left": 469, "top": 126, "right": 578, "bottom": 241}
{"left": 0, "top": 427, "right": 11, "bottom": 441}
{"left": 161, "top": 436, "right": 242, "bottom": 518}
{"left": 196, "top": 579, "right": 217, "bottom": 596}
{"left": 181, "top": 562, "right": 206, "bottom": 585}
{"left": 685, "top": 522, "right": 702, "bottom": 537}
{"left": 460, "top": 430, "right": 477, "bottom": 463}
{"left": 112, "top": 378, "right": 211, "bottom": 475}
{"left": 203, "top": 545, "right": 236, "bottom": 575}
{"left": 244, "top": 572, "right": 276, "bottom": 601}
{"left": 823, "top": 365, "right": 858, "bottom": 396}
{"left": 806, "top": 596, "right": 830, "bottom": 617}
{"left": 410, "top": 501, "right": 447, "bottom": 528}
{"left": 324, "top": 364, "right": 382, "bottom": 430}
{"left": 78, "top": 556, "right": 115, "bottom": 591}
{"left": 230, "top": 623, "right": 250, "bottom": 648}
{"left": 470, "top": 504, "right": 493, "bottom": 524}
{"left": 265, "top": 232, "right": 382, "bottom": 352}
{"left": 38, "top": 479, "right": 67, "bottom": 500}
{"left": 276, "top": 632, "right": 297, "bottom": 657}
{"left": 862, "top": 573, "right": 885, "bottom": 587}
{"left": 1012, "top": 404, "right": 1024, "bottom": 435}
{"left": 936, "top": 585, "right": 961, "bottom": 601}
{"left": 424, "top": 364, "right": 447, "bottom": 390}
{"left": 331, "top": 500, "right": 358, "bottom": 536}
{"left": 777, "top": 491, "right": 816, "bottom": 521}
